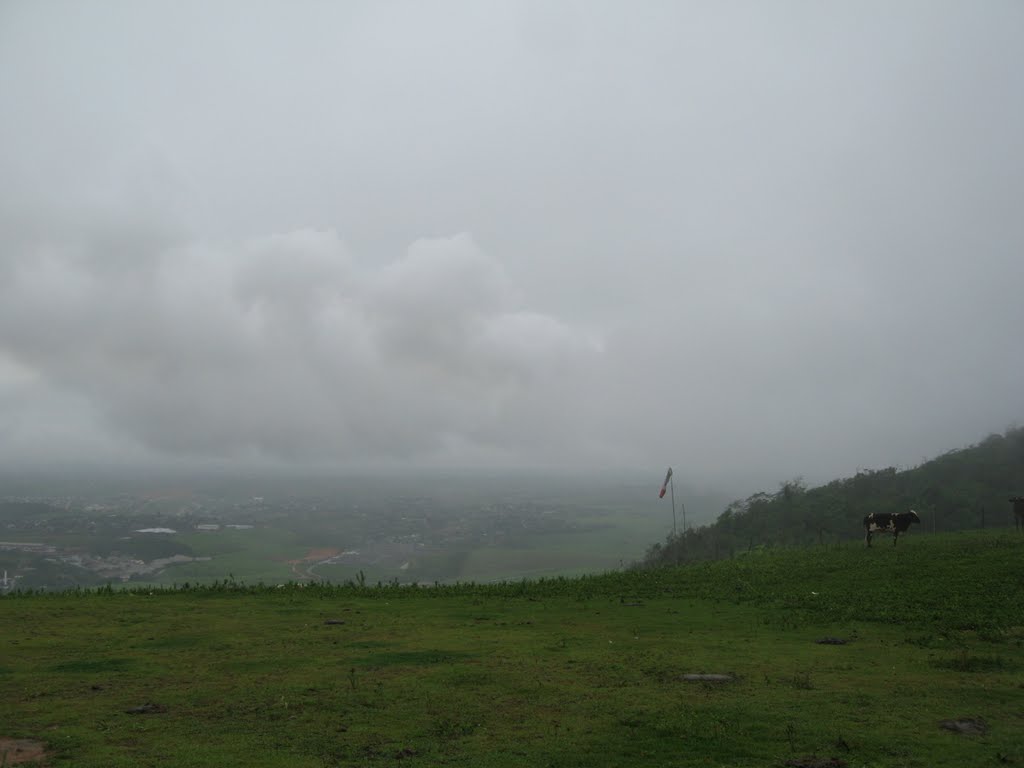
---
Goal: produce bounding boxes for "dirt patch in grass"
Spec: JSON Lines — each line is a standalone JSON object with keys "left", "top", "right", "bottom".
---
{"left": 125, "top": 702, "right": 167, "bottom": 715}
{"left": 294, "top": 547, "right": 341, "bottom": 562}
{"left": 0, "top": 738, "right": 48, "bottom": 765}
{"left": 939, "top": 718, "right": 988, "bottom": 735}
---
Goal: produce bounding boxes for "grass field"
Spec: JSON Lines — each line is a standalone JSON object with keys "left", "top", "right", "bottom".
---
{"left": 132, "top": 506, "right": 672, "bottom": 588}
{"left": 2, "top": 531, "right": 1023, "bottom": 767}
{"left": 148, "top": 527, "right": 310, "bottom": 586}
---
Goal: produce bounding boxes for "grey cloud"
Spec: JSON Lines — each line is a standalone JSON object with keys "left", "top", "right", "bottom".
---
{"left": 1, "top": 1, "right": 1023, "bottom": 488}
{"left": 0, "top": 226, "right": 603, "bottom": 467}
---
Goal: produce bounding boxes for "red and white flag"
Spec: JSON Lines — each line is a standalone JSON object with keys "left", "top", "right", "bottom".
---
{"left": 658, "top": 467, "right": 673, "bottom": 499}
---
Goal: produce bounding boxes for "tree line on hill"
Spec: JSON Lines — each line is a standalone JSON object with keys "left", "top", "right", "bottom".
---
{"left": 643, "top": 425, "right": 1024, "bottom": 567}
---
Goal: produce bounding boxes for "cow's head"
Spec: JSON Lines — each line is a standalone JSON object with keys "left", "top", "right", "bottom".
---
{"left": 907, "top": 510, "right": 921, "bottom": 524}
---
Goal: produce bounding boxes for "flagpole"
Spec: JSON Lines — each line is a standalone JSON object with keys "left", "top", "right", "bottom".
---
{"left": 670, "top": 473, "right": 679, "bottom": 565}
{"left": 670, "top": 473, "right": 677, "bottom": 539}
{"left": 659, "top": 467, "right": 678, "bottom": 564}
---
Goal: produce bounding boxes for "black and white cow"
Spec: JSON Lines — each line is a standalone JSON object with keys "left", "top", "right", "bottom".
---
{"left": 863, "top": 510, "right": 921, "bottom": 546}
{"left": 1011, "top": 497, "right": 1024, "bottom": 532}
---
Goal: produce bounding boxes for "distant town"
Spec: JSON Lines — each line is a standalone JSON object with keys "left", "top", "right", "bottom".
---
{"left": 0, "top": 474, "right": 685, "bottom": 591}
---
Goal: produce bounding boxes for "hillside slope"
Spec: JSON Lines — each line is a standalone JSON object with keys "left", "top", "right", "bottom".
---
{"left": 646, "top": 426, "right": 1024, "bottom": 565}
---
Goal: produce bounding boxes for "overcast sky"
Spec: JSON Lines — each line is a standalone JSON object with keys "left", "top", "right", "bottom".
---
{"left": 1, "top": 1, "right": 1022, "bottom": 490}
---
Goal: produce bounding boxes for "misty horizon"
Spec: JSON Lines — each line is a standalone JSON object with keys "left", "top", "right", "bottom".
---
{"left": 0, "top": 420, "right": 1015, "bottom": 507}
{"left": 2, "top": 2, "right": 1022, "bottom": 491}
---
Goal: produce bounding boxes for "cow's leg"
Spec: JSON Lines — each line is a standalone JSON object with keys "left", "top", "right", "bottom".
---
{"left": 865, "top": 529, "right": 872, "bottom": 547}
{"left": 893, "top": 531, "right": 899, "bottom": 545}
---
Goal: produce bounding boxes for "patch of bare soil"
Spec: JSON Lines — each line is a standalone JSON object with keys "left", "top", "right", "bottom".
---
{"left": 0, "top": 738, "right": 48, "bottom": 765}
{"left": 939, "top": 718, "right": 988, "bottom": 735}
{"left": 125, "top": 702, "right": 166, "bottom": 714}
{"left": 681, "top": 673, "right": 734, "bottom": 682}
{"left": 286, "top": 547, "right": 341, "bottom": 565}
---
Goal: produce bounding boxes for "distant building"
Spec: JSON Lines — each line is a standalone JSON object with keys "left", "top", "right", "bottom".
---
{"left": 196, "top": 524, "right": 220, "bottom": 531}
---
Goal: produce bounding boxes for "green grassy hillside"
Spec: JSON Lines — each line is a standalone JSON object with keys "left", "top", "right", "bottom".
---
{"left": 647, "top": 426, "right": 1024, "bottom": 565}
{"left": 2, "top": 531, "right": 1023, "bottom": 767}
